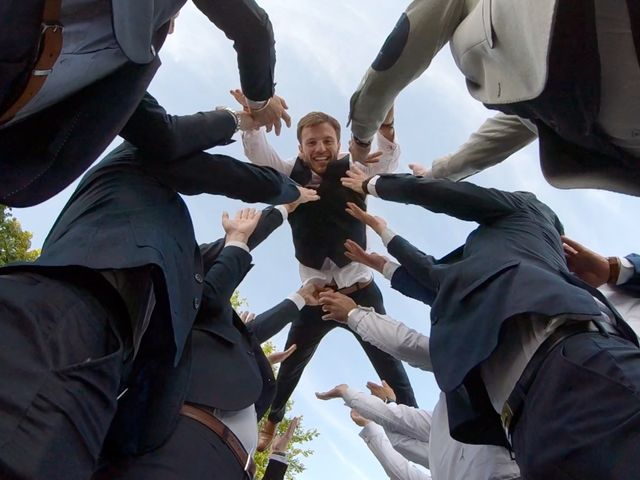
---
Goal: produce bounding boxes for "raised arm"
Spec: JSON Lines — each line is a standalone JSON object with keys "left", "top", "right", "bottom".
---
{"left": 431, "top": 113, "right": 538, "bottom": 181}
{"left": 349, "top": 0, "right": 465, "bottom": 143}
{"left": 242, "top": 128, "right": 295, "bottom": 175}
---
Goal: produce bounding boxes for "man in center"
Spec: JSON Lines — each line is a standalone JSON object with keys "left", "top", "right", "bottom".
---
{"left": 240, "top": 103, "right": 418, "bottom": 450}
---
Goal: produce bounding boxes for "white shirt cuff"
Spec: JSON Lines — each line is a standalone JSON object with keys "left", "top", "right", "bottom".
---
{"left": 382, "top": 261, "right": 400, "bottom": 280}
{"left": 287, "top": 292, "right": 306, "bottom": 310}
{"left": 359, "top": 422, "right": 383, "bottom": 441}
{"left": 380, "top": 228, "right": 397, "bottom": 247}
{"left": 269, "top": 453, "right": 289, "bottom": 464}
{"left": 367, "top": 175, "right": 381, "bottom": 197}
{"left": 224, "top": 241, "right": 250, "bottom": 252}
{"left": 617, "top": 257, "right": 634, "bottom": 285}
{"left": 347, "top": 306, "right": 371, "bottom": 331}
{"left": 275, "top": 204, "right": 289, "bottom": 221}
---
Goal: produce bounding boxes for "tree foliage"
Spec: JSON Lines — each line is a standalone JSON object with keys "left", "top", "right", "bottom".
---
{"left": 0, "top": 205, "right": 40, "bottom": 266}
{"left": 231, "top": 293, "right": 319, "bottom": 479}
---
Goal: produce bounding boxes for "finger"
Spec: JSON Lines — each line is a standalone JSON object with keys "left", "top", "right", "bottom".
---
{"left": 563, "top": 244, "right": 578, "bottom": 256}
{"left": 222, "top": 211, "right": 229, "bottom": 222}
{"left": 321, "top": 313, "right": 335, "bottom": 321}
{"left": 559, "top": 235, "right": 583, "bottom": 252}
{"left": 315, "top": 391, "right": 331, "bottom": 400}
{"left": 382, "top": 380, "right": 390, "bottom": 388}
{"left": 273, "top": 118, "right": 282, "bottom": 136}
{"left": 282, "top": 110, "right": 292, "bottom": 128}
{"left": 366, "top": 381, "right": 382, "bottom": 390}
{"left": 280, "top": 97, "right": 289, "bottom": 110}
{"left": 265, "top": 122, "right": 273, "bottom": 133}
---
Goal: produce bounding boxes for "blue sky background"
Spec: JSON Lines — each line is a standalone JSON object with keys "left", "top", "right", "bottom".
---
{"left": 12, "top": 1, "right": 640, "bottom": 478}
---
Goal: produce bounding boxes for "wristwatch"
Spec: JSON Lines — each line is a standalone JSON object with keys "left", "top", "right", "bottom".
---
{"left": 215, "top": 106, "right": 239, "bottom": 133}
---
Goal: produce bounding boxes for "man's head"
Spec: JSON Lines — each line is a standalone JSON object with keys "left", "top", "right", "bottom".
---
{"left": 297, "top": 112, "right": 341, "bottom": 175}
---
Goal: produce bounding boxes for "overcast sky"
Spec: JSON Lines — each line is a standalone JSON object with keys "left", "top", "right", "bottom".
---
{"left": 12, "top": 1, "right": 640, "bottom": 478}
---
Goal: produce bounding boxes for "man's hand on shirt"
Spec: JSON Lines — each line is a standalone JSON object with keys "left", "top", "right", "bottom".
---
{"left": 340, "top": 165, "right": 370, "bottom": 195}
{"left": 366, "top": 380, "right": 396, "bottom": 403}
{"left": 298, "top": 283, "right": 322, "bottom": 306}
{"left": 267, "top": 344, "right": 298, "bottom": 365}
{"left": 319, "top": 290, "right": 357, "bottom": 322}
{"left": 344, "top": 240, "right": 388, "bottom": 274}
{"left": 315, "top": 383, "right": 349, "bottom": 400}
{"left": 350, "top": 409, "right": 371, "bottom": 427}
{"left": 285, "top": 186, "right": 320, "bottom": 213}
{"left": 222, "top": 208, "right": 261, "bottom": 244}
{"left": 561, "top": 235, "right": 611, "bottom": 287}
{"left": 409, "top": 163, "right": 432, "bottom": 177}
{"left": 345, "top": 202, "right": 387, "bottom": 235}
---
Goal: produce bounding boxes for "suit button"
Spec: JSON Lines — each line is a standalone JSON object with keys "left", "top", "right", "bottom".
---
{"left": 193, "top": 297, "right": 200, "bottom": 309}
{"left": 194, "top": 273, "right": 203, "bottom": 283}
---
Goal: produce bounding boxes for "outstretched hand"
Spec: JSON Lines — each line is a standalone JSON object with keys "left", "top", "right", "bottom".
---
{"left": 366, "top": 380, "right": 396, "bottom": 403}
{"left": 285, "top": 187, "right": 321, "bottom": 213}
{"left": 319, "top": 290, "right": 357, "bottom": 322}
{"left": 222, "top": 208, "right": 261, "bottom": 244}
{"left": 315, "top": 383, "right": 349, "bottom": 400}
{"left": 345, "top": 202, "right": 387, "bottom": 234}
{"left": 229, "top": 89, "right": 292, "bottom": 135}
{"left": 340, "top": 165, "right": 370, "bottom": 195}
{"left": 267, "top": 344, "right": 297, "bottom": 365}
{"left": 271, "top": 417, "right": 300, "bottom": 454}
{"left": 409, "top": 163, "right": 432, "bottom": 177}
{"left": 561, "top": 235, "right": 610, "bottom": 287}
{"left": 344, "top": 240, "right": 388, "bottom": 274}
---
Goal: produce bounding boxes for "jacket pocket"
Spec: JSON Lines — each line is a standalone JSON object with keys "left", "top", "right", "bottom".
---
{"left": 458, "top": 259, "right": 520, "bottom": 300}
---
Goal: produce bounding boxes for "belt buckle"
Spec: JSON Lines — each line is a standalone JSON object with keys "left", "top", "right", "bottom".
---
{"left": 500, "top": 402, "right": 514, "bottom": 443}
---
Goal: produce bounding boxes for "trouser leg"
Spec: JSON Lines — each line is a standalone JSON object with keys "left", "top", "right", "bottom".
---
{"left": 0, "top": 273, "right": 124, "bottom": 480}
{"left": 512, "top": 332, "right": 640, "bottom": 480}
{"left": 347, "top": 281, "right": 418, "bottom": 407}
{"left": 268, "top": 305, "right": 336, "bottom": 423}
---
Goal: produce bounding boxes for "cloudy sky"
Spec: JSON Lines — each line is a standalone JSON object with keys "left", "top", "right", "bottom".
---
{"left": 13, "top": 1, "right": 640, "bottom": 478}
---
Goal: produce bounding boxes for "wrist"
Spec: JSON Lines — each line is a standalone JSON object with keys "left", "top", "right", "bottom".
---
{"left": 215, "top": 106, "right": 239, "bottom": 133}
{"left": 607, "top": 256, "right": 621, "bottom": 284}
{"left": 248, "top": 97, "right": 271, "bottom": 113}
{"left": 225, "top": 233, "right": 249, "bottom": 245}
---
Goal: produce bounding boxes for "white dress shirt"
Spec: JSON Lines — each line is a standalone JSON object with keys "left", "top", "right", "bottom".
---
{"left": 359, "top": 423, "right": 432, "bottom": 480}
{"left": 242, "top": 128, "right": 400, "bottom": 288}
{"left": 347, "top": 306, "right": 521, "bottom": 480}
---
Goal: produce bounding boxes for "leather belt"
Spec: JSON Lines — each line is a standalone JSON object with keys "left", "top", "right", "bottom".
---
{"left": 180, "top": 403, "right": 256, "bottom": 478}
{"left": 0, "top": 0, "right": 64, "bottom": 125}
{"left": 500, "top": 319, "right": 620, "bottom": 444}
{"left": 331, "top": 278, "right": 372, "bottom": 296}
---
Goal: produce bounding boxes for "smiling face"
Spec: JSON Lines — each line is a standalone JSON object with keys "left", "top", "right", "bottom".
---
{"left": 298, "top": 121, "right": 341, "bottom": 175}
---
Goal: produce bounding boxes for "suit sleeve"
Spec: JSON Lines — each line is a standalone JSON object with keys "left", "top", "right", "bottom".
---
{"left": 386, "top": 235, "right": 440, "bottom": 294}
{"left": 618, "top": 254, "right": 640, "bottom": 295}
{"left": 199, "top": 207, "right": 285, "bottom": 274}
{"left": 390, "top": 265, "right": 437, "bottom": 305}
{"left": 431, "top": 113, "right": 538, "bottom": 181}
{"left": 261, "top": 457, "right": 288, "bottom": 480}
{"left": 373, "top": 174, "right": 520, "bottom": 224}
{"left": 246, "top": 299, "right": 300, "bottom": 343}
{"left": 192, "top": 0, "right": 275, "bottom": 101}
{"left": 349, "top": 0, "right": 465, "bottom": 141}
{"left": 200, "top": 246, "right": 253, "bottom": 315}
{"left": 120, "top": 92, "right": 237, "bottom": 160}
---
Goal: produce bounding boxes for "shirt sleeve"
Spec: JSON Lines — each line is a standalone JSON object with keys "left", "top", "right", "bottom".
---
{"left": 344, "top": 387, "right": 431, "bottom": 442}
{"left": 359, "top": 131, "right": 401, "bottom": 176}
{"left": 617, "top": 257, "right": 635, "bottom": 285}
{"left": 383, "top": 261, "right": 401, "bottom": 280}
{"left": 347, "top": 307, "right": 432, "bottom": 371}
{"left": 241, "top": 129, "right": 295, "bottom": 175}
{"left": 359, "top": 423, "right": 432, "bottom": 480}
{"left": 224, "top": 241, "right": 250, "bottom": 253}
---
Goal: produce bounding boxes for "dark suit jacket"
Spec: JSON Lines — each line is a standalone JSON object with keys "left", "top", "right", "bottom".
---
{"left": 373, "top": 174, "right": 639, "bottom": 444}
{"left": 262, "top": 458, "right": 288, "bottom": 480}
{"left": 1, "top": 102, "right": 298, "bottom": 455}
{"left": 0, "top": 0, "right": 276, "bottom": 206}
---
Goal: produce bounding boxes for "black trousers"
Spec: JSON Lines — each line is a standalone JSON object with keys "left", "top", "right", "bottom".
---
{"left": 512, "top": 332, "right": 640, "bottom": 480}
{"left": 0, "top": 272, "right": 125, "bottom": 480}
{"left": 269, "top": 281, "right": 417, "bottom": 423}
{"left": 102, "top": 415, "right": 246, "bottom": 480}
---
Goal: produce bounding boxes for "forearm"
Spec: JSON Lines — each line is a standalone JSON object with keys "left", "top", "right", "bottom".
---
{"left": 242, "top": 129, "right": 294, "bottom": 174}
{"left": 344, "top": 388, "right": 431, "bottom": 441}
{"left": 348, "top": 308, "right": 432, "bottom": 371}
{"left": 247, "top": 297, "right": 301, "bottom": 343}
{"left": 432, "top": 113, "right": 538, "bottom": 181}
{"left": 360, "top": 424, "right": 432, "bottom": 480}
{"left": 201, "top": 245, "right": 252, "bottom": 313}
{"left": 193, "top": 0, "right": 275, "bottom": 101}
{"left": 350, "top": 0, "right": 464, "bottom": 141}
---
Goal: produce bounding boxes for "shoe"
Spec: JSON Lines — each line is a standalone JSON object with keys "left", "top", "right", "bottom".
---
{"left": 257, "top": 420, "right": 277, "bottom": 452}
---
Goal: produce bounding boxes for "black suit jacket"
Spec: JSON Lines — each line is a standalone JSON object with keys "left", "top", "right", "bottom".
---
{"left": 0, "top": 103, "right": 298, "bottom": 455}
{"left": 374, "top": 174, "right": 639, "bottom": 444}
{"left": 262, "top": 458, "right": 288, "bottom": 480}
{"left": 0, "top": 0, "right": 276, "bottom": 206}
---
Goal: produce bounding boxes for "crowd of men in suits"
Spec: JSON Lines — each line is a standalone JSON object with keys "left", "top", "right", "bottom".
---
{"left": 0, "top": 0, "right": 639, "bottom": 479}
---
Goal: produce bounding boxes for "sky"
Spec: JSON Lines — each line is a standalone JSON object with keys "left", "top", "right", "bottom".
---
{"left": 11, "top": 1, "right": 640, "bottom": 478}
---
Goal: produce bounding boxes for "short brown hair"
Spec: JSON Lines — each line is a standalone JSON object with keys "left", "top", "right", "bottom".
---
{"left": 296, "top": 112, "right": 341, "bottom": 143}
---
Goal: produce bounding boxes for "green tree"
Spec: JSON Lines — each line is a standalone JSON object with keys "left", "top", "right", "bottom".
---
{"left": 0, "top": 205, "right": 39, "bottom": 266}
{"left": 231, "top": 293, "right": 319, "bottom": 479}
